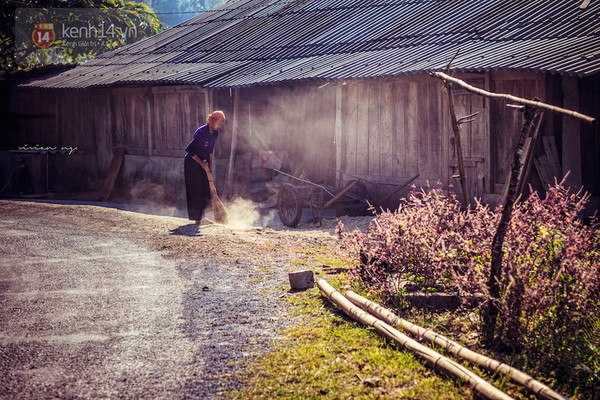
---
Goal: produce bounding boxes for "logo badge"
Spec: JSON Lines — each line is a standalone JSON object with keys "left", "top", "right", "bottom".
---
{"left": 32, "top": 23, "right": 55, "bottom": 48}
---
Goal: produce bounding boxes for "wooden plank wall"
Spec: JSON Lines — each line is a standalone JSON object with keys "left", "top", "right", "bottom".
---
{"left": 151, "top": 87, "right": 208, "bottom": 157}
{"left": 341, "top": 76, "right": 449, "bottom": 198}
{"left": 4, "top": 73, "right": 597, "bottom": 211}
{"left": 444, "top": 76, "right": 490, "bottom": 200}
{"left": 489, "top": 72, "right": 545, "bottom": 193}
{"left": 4, "top": 89, "right": 58, "bottom": 193}
{"left": 4, "top": 85, "right": 210, "bottom": 195}
{"left": 91, "top": 90, "right": 113, "bottom": 171}
{"left": 110, "top": 88, "right": 148, "bottom": 151}
{"left": 7, "top": 89, "right": 57, "bottom": 147}
{"left": 225, "top": 74, "right": 492, "bottom": 206}
{"left": 233, "top": 83, "right": 337, "bottom": 182}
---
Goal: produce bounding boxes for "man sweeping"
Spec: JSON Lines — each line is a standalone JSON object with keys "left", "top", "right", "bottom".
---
{"left": 184, "top": 110, "right": 228, "bottom": 225}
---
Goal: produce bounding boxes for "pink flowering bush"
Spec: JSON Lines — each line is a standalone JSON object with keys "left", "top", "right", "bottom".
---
{"left": 338, "top": 183, "right": 600, "bottom": 392}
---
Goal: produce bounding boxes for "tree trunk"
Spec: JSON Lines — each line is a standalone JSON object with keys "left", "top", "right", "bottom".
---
{"left": 482, "top": 105, "right": 538, "bottom": 345}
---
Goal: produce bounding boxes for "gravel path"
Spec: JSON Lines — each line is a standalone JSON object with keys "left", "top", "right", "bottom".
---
{"left": 0, "top": 200, "right": 369, "bottom": 399}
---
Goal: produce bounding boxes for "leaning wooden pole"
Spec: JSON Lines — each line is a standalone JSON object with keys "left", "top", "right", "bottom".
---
{"left": 317, "top": 279, "right": 514, "bottom": 400}
{"left": 345, "top": 290, "right": 568, "bottom": 400}
{"left": 504, "top": 110, "right": 545, "bottom": 203}
{"left": 443, "top": 80, "right": 470, "bottom": 207}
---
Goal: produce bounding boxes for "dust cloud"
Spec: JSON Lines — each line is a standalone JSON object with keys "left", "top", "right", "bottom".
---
{"left": 127, "top": 178, "right": 183, "bottom": 217}
{"left": 234, "top": 84, "right": 336, "bottom": 181}
{"left": 224, "top": 197, "right": 276, "bottom": 229}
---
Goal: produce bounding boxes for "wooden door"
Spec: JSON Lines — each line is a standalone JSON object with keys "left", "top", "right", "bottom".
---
{"left": 151, "top": 87, "right": 208, "bottom": 157}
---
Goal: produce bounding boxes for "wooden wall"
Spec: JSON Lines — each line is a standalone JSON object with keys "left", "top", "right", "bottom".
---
{"left": 337, "top": 74, "right": 490, "bottom": 206}
{"left": 2, "top": 85, "right": 211, "bottom": 199}
{"left": 108, "top": 87, "right": 209, "bottom": 158}
{"left": 220, "top": 83, "right": 337, "bottom": 197}
{"left": 4, "top": 89, "right": 99, "bottom": 193}
{"left": 223, "top": 74, "right": 491, "bottom": 207}
{"left": 489, "top": 72, "right": 546, "bottom": 194}
{"left": 2, "top": 72, "right": 598, "bottom": 213}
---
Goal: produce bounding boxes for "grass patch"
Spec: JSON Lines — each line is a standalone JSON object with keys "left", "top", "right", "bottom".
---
{"left": 313, "top": 254, "right": 353, "bottom": 269}
{"left": 226, "top": 240, "right": 538, "bottom": 398}
{"left": 225, "top": 280, "right": 471, "bottom": 399}
{"left": 290, "top": 259, "right": 309, "bottom": 267}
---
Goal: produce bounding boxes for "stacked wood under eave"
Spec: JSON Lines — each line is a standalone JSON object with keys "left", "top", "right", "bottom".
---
{"left": 534, "top": 136, "right": 562, "bottom": 188}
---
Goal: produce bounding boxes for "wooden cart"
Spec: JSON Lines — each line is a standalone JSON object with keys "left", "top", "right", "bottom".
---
{"left": 273, "top": 169, "right": 369, "bottom": 227}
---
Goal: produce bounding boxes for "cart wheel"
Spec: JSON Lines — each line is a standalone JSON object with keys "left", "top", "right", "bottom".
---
{"left": 278, "top": 184, "right": 302, "bottom": 227}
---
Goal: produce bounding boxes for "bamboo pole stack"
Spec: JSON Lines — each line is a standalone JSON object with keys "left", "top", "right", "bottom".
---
{"left": 317, "top": 279, "right": 514, "bottom": 400}
{"left": 345, "top": 290, "right": 568, "bottom": 400}
{"left": 317, "top": 278, "right": 568, "bottom": 400}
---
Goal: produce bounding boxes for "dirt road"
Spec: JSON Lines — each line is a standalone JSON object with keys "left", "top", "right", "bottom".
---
{"left": 0, "top": 200, "right": 351, "bottom": 399}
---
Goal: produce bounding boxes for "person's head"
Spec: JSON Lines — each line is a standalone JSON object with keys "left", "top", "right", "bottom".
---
{"left": 207, "top": 110, "right": 226, "bottom": 131}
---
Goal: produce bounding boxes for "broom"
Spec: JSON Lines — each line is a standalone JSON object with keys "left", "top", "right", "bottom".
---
{"left": 199, "top": 163, "right": 228, "bottom": 224}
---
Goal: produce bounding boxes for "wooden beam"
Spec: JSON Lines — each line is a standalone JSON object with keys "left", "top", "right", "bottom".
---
{"left": 542, "top": 136, "right": 562, "bottom": 179}
{"left": 379, "top": 173, "right": 420, "bottom": 204}
{"left": 226, "top": 88, "right": 240, "bottom": 197}
{"left": 321, "top": 179, "right": 359, "bottom": 209}
{"left": 334, "top": 84, "right": 343, "bottom": 185}
{"left": 515, "top": 112, "right": 545, "bottom": 197}
{"left": 100, "top": 147, "right": 125, "bottom": 201}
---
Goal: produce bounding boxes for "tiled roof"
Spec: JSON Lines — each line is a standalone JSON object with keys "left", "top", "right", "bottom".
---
{"left": 22, "top": 0, "right": 600, "bottom": 89}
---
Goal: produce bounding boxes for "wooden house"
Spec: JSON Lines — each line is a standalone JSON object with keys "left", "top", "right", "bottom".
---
{"left": 2, "top": 0, "right": 599, "bottom": 216}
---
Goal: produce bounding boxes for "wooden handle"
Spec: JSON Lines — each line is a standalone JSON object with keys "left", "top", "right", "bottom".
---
{"left": 199, "top": 162, "right": 228, "bottom": 224}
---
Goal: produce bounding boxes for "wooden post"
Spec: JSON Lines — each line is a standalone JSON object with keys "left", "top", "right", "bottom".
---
{"left": 334, "top": 84, "right": 343, "bottom": 186}
{"left": 443, "top": 81, "right": 470, "bottom": 207}
{"left": 561, "top": 75, "right": 582, "bottom": 190}
{"left": 515, "top": 111, "right": 545, "bottom": 197}
{"left": 226, "top": 88, "right": 240, "bottom": 197}
{"left": 500, "top": 110, "right": 545, "bottom": 203}
{"left": 100, "top": 147, "right": 125, "bottom": 201}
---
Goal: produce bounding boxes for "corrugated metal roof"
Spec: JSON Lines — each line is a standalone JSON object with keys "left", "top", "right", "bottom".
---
{"left": 21, "top": 0, "right": 600, "bottom": 89}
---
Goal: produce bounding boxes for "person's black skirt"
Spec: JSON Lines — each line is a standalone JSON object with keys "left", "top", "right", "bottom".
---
{"left": 184, "top": 155, "right": 211, "bottom": 221}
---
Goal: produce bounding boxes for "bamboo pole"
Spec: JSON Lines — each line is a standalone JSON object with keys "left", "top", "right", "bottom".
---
{"left": 430, "top": 71, "right": 596, "bottom": 125}
{"left": 345, "top": 290, "right": 568, "bottom": 400}
{"left": 317, "top": 279, "right": 514, "bottom": 400}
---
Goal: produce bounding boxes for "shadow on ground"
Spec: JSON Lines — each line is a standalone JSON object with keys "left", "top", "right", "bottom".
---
{"left": 169, "top": 223, "right": 201, "bottom": 237}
